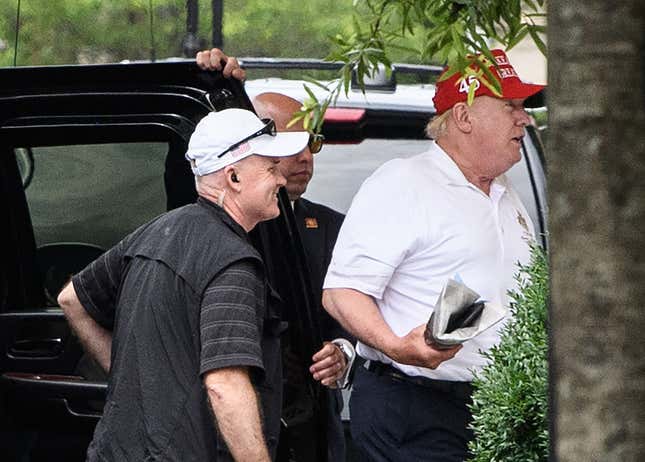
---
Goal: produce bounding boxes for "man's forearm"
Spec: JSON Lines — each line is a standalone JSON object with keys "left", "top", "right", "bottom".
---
{"left": 323, "top": 288, "right": 400, "bottom": 356}
{"left": 204, "top": 367, "right": 271, "bottom": 462}
{"left": 58, "top": 282, "right": 112, "bottom": 372}
{"left": 322, "top": 288, "right": 461, "bottom": 369}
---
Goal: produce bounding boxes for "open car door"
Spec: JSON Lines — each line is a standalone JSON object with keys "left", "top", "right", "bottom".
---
{"left": 0, "top": 61, "right": 326, "bottom": 461}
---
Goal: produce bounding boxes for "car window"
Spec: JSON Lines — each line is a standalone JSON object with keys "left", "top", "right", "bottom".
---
{"left": 17, "top": 142, "right": 168, "bottom": 250}
{"left": 304, "top": 139, "right": 427, "bottom": 214}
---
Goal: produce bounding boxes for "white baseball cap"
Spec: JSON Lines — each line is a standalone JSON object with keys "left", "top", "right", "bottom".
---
{"left": 185, "top": 108, "right": 309, "bottom": 176}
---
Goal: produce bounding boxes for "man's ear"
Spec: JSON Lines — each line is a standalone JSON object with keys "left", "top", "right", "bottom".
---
{"left": 224, "top": 165, "right": 242, "bottom": 191}
{"left": 451, "top": 102, "right": 473, "bottom": 134}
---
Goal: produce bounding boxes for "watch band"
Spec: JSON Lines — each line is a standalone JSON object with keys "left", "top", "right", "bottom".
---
{"left": 331, "top": 338, "right": 356, "bottom": 389}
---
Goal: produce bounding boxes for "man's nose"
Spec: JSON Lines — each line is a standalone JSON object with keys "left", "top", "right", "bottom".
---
{"left": 516, "top": 108, "right": 531, "bottom": 127}
{"left": 295, "top": 147, "right": 313, "bottom": 162}
{"left": 277, "top": 171, "right": 287, "bottom": 187}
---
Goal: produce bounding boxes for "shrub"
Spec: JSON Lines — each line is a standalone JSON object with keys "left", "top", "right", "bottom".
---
{"left": 468, "top": 243, "right": 549, "bottom": 461}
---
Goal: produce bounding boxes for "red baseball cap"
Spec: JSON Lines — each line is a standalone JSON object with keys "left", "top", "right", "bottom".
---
{"left": 432, "top": 49, "right": 545, "bottom": 115}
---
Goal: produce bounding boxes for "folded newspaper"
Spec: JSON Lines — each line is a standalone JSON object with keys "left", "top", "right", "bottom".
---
{"left": 424, "top": 279, "right": 507, "bottom": 349}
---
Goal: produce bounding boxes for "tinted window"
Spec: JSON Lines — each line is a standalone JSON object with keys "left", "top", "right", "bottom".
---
{"left": 8, "top": 142, "right": 170, "bottom": 307}
{"left": 18, "top": 142, "right": 168, "bottom": 249}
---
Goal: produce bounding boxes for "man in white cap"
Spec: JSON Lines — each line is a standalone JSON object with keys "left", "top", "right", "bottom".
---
{"left": 57, "top": 108, "right": 309, "bottom": 461}
{"left": 197, "top": 49, "right": 355, "bottom": 462}
{"left": 322, "top": 49, "right": 545, "bottom": 460}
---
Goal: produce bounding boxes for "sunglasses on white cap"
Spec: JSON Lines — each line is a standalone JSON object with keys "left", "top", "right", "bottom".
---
{"left": 217, "top": 118, "right": 277, "bottom": 158}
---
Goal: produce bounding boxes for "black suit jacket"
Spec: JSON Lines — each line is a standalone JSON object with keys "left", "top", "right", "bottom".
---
{"left": 293, "top": 198, "right": 349, "bottom": 341}
{"left": 293, "top": 197, "right": 351, "bottom": 461}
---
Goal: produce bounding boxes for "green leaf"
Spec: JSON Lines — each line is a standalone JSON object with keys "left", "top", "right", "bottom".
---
{"left": 469, "top": 54, "right": 503, "bottom": 96}
{"left": 303, "top": 84, "right": 319, "bottom": 104}
{"left": 528, "top": 25, "right": 547, "bottom": 56}
{"left": 507, "top": 25, "right": 530, "bottom": 51}
{"left": 302, "top": 76, "right": 331, "bottom": 92}
{"left": 530, "top": 24, "right": 547, "bottom": 34}
{"left": 342, "top": 65, "right": 352, "bottom": 96}
{"left": 523, "top": 0, "right": 539, "bottom": 12}
{"left": 286, "top": 112, "right": 305, "bottom": 129}
{"left": 467, "top": 78, "right": 477, "bottom": 105}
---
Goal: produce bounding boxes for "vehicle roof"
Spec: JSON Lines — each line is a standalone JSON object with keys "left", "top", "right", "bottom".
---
{"left": 0, "top": 60, "right": 237, "bottom": 96}
{"left": 0, "top": 57, "right": 544, "bottom": 110}
{"left": 239, "top": 56, "right": 544, "bottom": 112}
{"left": 244, "top": 78, "right": 438, "bottom": 114}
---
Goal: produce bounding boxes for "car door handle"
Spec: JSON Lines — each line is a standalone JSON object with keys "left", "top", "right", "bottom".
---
{"left": 9, "top": 338, "right": 63, "bottom": 358}
{"left": 2, "top": 372, "right": 107, "bottom": 420}
{"left": 2, "top": 372, "right": 107, "bottom": 398}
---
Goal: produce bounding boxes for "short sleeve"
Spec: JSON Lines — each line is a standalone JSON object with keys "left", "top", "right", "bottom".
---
{"left": 323, "top": 159, "right": 418, "bottom": 299}
{"left": 199, "top": 259, "right": 265, "bottom": 377}
{"left": 71, "top": 239, "right": 128, "bottom": 330}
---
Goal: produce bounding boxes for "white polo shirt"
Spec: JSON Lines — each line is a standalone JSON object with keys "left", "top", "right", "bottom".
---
{"left": 323, "top": 141, "right": 535, "bottom": 381}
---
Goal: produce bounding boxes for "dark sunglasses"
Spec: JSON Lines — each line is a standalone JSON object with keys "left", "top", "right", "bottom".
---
{"left": 308, "top": 133, "right": 325, "bottom": 154}
{"left": 217, "top": 118, "right": 277, "bottom": 158}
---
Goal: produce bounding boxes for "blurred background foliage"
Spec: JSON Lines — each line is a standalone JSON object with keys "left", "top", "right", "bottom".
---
{"left": 1, "top": 1, "right": 546, "bottom": 133}
{"left": 1, "top": 0, "right": 427, "bottom": 67}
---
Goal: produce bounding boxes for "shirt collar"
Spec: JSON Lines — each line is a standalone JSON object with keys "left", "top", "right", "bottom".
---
{"left": 427, "top": 141, "right": 508, "bottom": 197}
{"left": 489, "top": 178, "right": 507, "bottom": 204}
{"left": 197, "top": 196, "right": 249, "bottom": 240}
{"left": 426, "top": 141, "right": 471, "bottom": 187}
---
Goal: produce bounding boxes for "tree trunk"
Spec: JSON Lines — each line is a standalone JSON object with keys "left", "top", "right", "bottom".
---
{"left": 548, "top": 1, "right": 645, "bottom": 460}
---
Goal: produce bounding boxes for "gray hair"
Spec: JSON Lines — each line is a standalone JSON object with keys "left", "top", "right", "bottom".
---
{"left": 425, "top": 110, "right": 451, "bottom": 140}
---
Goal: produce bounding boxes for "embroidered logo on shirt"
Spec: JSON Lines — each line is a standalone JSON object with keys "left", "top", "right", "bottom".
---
{"left": 304, "top": 217, "right": 318, "bottom": 229}
{"left": 516, "top": 210, "right": 529, "bottom": 234}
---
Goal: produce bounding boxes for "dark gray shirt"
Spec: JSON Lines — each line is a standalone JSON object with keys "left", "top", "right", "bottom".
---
{"left": 72, "top": 198, "right": 281, "bottom": 461}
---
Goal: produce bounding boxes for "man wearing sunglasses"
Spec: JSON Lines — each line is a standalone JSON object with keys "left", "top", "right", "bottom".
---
{"left": 197, "top": 49, "right": 355, "bottom": 462}
{"left": 253, "top": 92, "right": 353, "bottom": 462}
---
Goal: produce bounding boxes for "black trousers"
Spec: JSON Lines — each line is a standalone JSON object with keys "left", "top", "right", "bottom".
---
{"left": 349, "top": 363, "right": 473, "bottom": 462}
{"left": 276, "top": 387, "right": 346, "bottom": 462}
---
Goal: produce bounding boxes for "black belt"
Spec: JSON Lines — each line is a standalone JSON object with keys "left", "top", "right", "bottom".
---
{"left": 365, "top": 360, "right": 473, "bottom": 401}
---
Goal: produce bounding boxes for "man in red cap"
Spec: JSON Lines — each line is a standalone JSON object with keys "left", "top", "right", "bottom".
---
{"left": 322, "top": 49, "right": 544, "bottom": 461}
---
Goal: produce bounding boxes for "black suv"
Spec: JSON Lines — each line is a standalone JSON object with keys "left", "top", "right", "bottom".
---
{"left": 0, "top": 60, "right": 547, "bottom": 461}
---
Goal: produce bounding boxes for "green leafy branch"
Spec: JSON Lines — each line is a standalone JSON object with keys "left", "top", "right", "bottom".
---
{"left": 468, "top": 242, "right": 549, "bottom": 461}
{"left": 293, "top": 0, "right": 546, "bottom": 133}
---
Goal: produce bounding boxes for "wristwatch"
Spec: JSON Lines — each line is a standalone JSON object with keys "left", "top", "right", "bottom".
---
{"left": 331, "top": 338, "right": 356, "bottom": 389}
